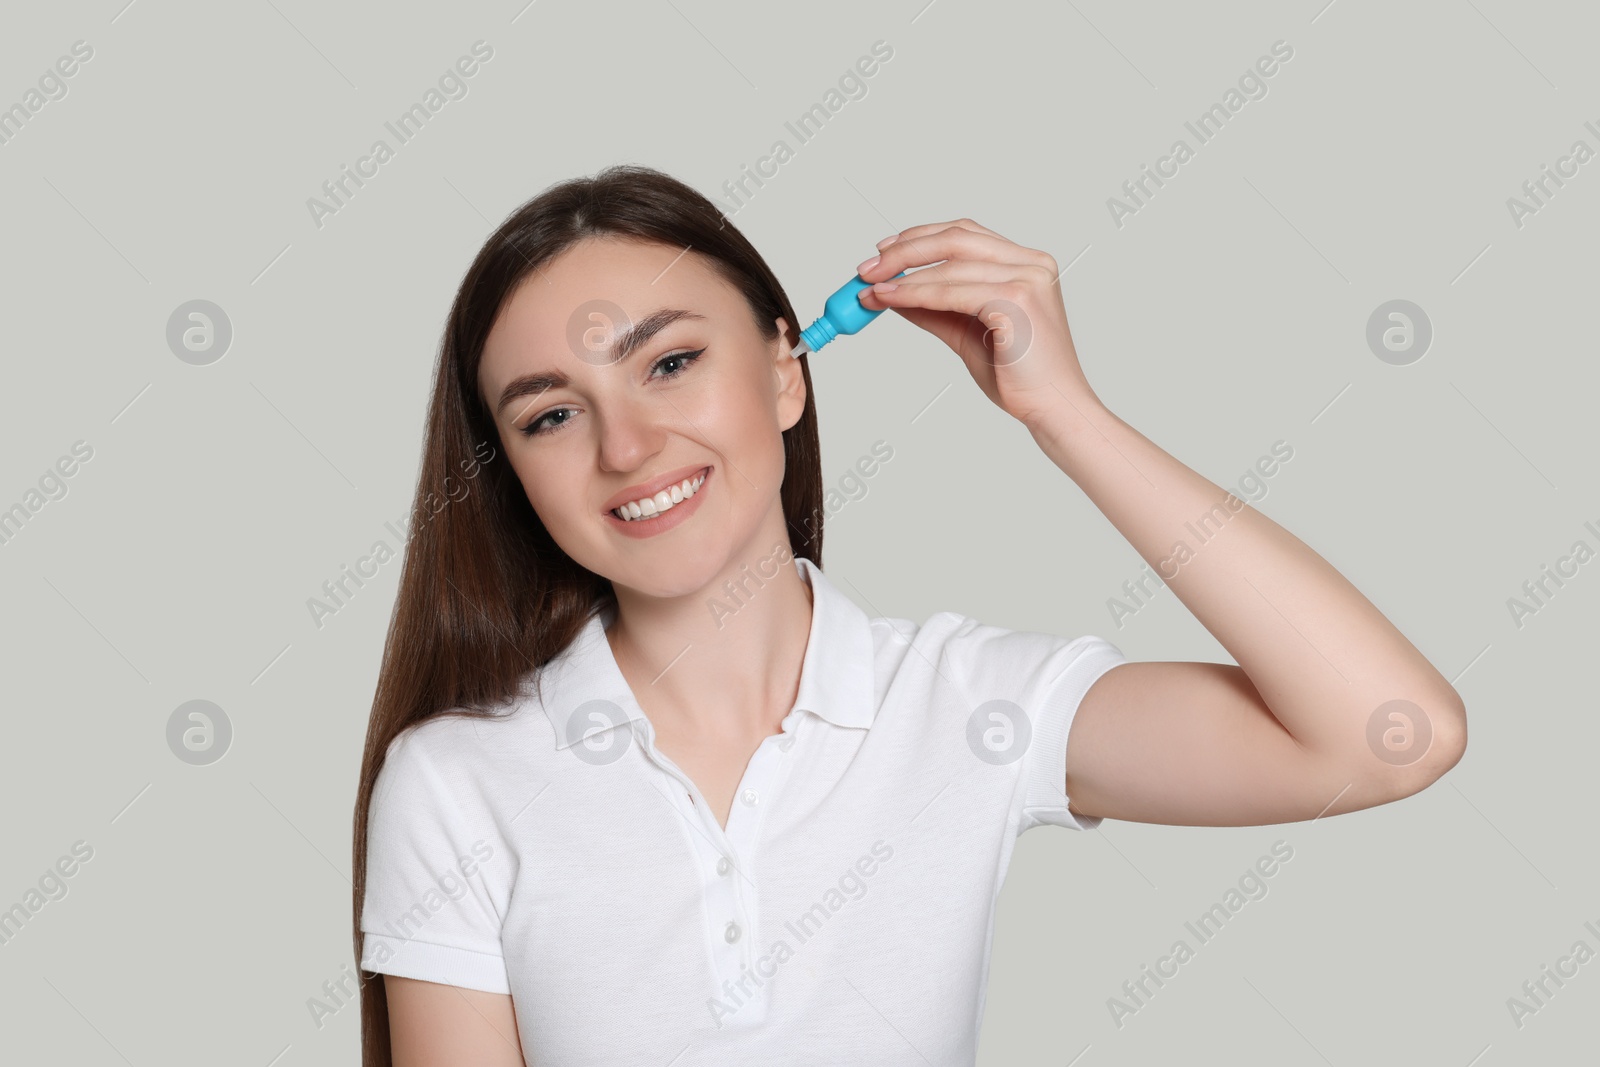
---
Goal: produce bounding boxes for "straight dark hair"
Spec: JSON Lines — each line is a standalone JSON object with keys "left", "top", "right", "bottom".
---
{"left": 351, "top": 164, "right": 825, "bottom": 1066}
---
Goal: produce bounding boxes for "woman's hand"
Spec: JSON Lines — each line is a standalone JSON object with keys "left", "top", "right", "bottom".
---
{"left": 855, "top": 218, "right": 1102, "bottom": 429}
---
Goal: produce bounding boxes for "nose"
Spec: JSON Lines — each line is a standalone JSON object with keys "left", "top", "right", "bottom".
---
{"left": 595, "top": 390, "right": 671, "bottom": 474}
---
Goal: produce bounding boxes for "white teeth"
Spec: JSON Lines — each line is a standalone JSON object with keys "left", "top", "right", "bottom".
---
{"left": 613, "top": 471, "right": 706, "bottom": 521}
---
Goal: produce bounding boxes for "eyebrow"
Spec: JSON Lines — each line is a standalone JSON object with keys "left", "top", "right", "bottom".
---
{"left": 494, "top": 307, "right": 708, "bottom": 416}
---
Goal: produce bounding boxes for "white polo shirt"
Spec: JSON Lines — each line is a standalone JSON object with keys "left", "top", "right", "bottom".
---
{"left": 361, "top": 555, "right": 1126, "bottom": 1066}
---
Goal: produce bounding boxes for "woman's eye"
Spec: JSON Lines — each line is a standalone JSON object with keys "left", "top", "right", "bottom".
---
{"left": 651, "top": 347, "right": 706, "bottom": 379}
{"left": 519, "top": 408, "right": 572, "bottom": 437}
{"left": 517, "top": 349, "right": 704, "bottom": 439}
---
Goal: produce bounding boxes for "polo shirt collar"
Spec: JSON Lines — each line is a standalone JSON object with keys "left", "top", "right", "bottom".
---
{"left": 539, "top": 555, "right": 876, "bottom": 749}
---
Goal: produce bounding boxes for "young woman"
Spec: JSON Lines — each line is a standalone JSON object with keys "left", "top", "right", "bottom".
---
{"left": 352, "top": 164, "right": 1466, "bottom": 1067}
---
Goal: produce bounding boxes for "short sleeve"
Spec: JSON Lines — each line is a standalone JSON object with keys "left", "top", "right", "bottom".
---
{"left": 360, "top": 725, "right": 511, "bottom": 994}
{"left": 944, "top": 615, "right": 1127, "bottom": 835}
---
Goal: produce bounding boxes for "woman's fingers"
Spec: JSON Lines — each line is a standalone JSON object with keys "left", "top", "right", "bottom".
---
{"left": 876, "top": 217, "right": 1009, "bottom": 248}
{"left": 862, "top": 223, "right": 1058, "bottom": 282}
{"left": 855, "top": 259, "right": 1045, "bottom": 315}
{"left": 861, "top": 277, "right": 1031, "bottom": 319}
{"left": 854, "top": 217, "right": 1088, "bottom": 425}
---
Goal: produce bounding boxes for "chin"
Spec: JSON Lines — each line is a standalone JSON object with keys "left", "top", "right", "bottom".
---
{"left": 608, "top": 554, "right": 727, "bottom": 601}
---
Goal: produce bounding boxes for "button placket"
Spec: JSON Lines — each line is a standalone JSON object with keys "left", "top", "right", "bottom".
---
{"left": 638, "top": 730, "right": 753, "bottom": 998}
{"left": 641, "top": 715, "right": 803, "bottom": 1022}
{"left": 714, "top": 728, "right": 797, "bottom": 1004}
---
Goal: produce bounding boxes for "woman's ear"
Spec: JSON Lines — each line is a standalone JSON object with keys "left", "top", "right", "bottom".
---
{"left": 772, "top": 316, "right": 806, "bottom": 432}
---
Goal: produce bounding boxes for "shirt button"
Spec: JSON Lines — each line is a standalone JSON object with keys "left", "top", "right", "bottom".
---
{"left": 778, "top": 737, "right": 794, "bottom": 752}
{"left": 716, "top": 856, "right": 732, "bottom": 876}
{"left": 724, "top": 921, "right": 741, "bottom": 944}
{"left": 741, "top": 789, "right": 759, "bottom": 806}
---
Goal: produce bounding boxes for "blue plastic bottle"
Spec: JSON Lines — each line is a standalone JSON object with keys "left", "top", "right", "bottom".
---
{"left": 794, "top": 270, "right": 907, "bottom": 356}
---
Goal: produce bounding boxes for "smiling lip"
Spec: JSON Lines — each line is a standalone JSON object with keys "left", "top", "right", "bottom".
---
{"left": 602, "top": 464, "right": 713, "bottom": 515}
{"left": 604, "top": 465, "right": 711, "bottom": 539}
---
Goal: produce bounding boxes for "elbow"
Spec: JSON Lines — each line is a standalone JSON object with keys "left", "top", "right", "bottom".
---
{"left": 1383, "top": 689, "right": 1468, "bottom": 800}
{"left": 1428, "top": 686, "right": 1469, "bottom": 774}
{"left": 1435, "top": 689, "right": 1468, "bottom": 771}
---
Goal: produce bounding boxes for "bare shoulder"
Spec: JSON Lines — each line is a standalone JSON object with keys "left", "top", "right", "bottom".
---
{"left": 385, "top": 975, "right": 526, "bottom": 1067}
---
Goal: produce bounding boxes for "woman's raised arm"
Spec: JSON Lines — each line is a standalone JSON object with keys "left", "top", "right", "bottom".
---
{"left": 856, "top": 219, "right": 1466, "bottom": 826}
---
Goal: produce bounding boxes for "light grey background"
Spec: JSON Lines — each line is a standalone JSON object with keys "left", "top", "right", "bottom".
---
{"left": 2, "top": 0, "right": 1594, "bottom": 1063}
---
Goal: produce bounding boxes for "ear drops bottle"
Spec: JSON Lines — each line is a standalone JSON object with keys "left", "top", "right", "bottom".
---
{"left": 792, "top": 269, "right": 907, "bottom": 356}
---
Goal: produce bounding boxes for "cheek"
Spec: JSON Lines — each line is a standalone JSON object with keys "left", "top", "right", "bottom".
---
{"left": 510, "top": 454, "right": 578, "bottom": 529}
{"left": 698, "top": 371, "right": 788, "bottom": 490}
{"left": 692, "top": 360, "right": 781, "bottom": 438}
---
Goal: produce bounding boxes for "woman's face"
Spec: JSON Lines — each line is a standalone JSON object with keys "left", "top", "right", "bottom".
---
{"left": 478, "top": 236, "right": 806, "bottom": 600}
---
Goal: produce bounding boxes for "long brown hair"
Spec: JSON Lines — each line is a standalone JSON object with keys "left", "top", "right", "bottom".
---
{"left": 351, "top": 164, "right": 825, "bottom": 1064}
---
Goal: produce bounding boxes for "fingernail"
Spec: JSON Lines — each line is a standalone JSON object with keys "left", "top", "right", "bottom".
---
{"left": 857, "top": 254, "right": 881, "bottom": 275}
{"left": 876, "top": 234, "right": 901, "bottom": 250}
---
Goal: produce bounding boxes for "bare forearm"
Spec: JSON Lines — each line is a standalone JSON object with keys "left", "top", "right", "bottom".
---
{"left": 1025, "top": 392, "right": 1464, "bottom": 757}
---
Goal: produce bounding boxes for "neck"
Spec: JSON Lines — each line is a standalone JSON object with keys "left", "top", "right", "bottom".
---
{"left": 605, "top": 546, "right": 814, "bottom": 739}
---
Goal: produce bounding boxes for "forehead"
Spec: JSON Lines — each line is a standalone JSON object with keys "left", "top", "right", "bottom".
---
{"left": 485, "top": 237, "right": 739, "bottom": 356}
